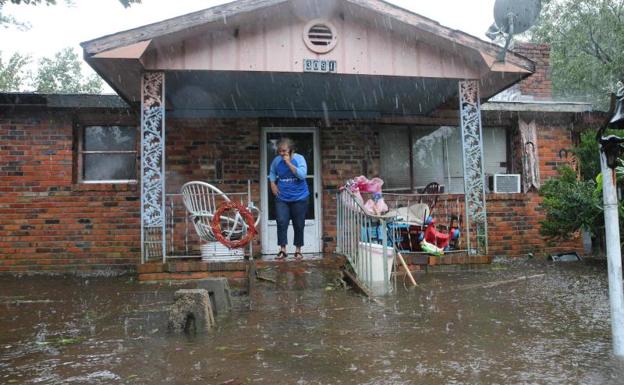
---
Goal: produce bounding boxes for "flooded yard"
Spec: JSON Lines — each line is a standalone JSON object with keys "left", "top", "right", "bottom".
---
{"left": 1, "top": 259, "right": 623, "bottom": 384}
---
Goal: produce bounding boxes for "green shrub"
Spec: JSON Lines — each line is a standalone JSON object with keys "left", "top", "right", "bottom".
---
{"left": 539, "top": 166, "right": 603, "bottom": 240}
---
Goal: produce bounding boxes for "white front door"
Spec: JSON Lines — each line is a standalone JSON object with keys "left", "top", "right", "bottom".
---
{"left": 260, "top": 128, "right": 321, "bottom": 254}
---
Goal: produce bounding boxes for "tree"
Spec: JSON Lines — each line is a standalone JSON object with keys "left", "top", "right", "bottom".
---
{"left": 32, "top": 47, "right": 102, "bottom": 93}
{"left": 539, "top": 129, "right": 624, "bottom": 250}
{"left": 0, "top": 51, "right": 30, "bottom": 91}
{"left": 572, "top": 130, "right": 603, "bottom": 181}
{"left": 530, "top": 0, "right": 624, "bottom": 108}
{"left": 0, "top": 0, "right": 140, "bottom": 7}
{"left": 0, "top": 0, "right": 141, "bottom": 27}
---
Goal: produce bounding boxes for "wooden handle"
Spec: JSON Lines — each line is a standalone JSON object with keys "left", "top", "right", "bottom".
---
{"left": 397, "top": 251, "right": 417, "bottom": 287}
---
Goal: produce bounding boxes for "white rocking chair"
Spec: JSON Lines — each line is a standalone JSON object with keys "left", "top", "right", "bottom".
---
{"left": 180, "top": 181, "right": 260, "bottom": 261}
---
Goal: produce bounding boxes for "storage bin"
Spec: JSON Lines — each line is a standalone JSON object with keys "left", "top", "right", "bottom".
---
{"left": 356, "top": 242, "right": 394, "bottom": 284}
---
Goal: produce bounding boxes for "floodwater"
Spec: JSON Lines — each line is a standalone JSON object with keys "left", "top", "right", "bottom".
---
{"left": 1, "top": 259, "right": 623, "bottom": 385}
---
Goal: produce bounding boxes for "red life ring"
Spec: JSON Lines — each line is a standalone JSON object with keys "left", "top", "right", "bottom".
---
{"left": 210, "top": 201, "right": 257, "bottom": 249}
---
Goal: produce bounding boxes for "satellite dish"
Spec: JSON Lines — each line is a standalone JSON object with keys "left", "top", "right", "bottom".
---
{"left": 494, "top": 0, "right": 542, "bottom": 35}
{"left": 490, "top": 0, "right": 542, "bottom": 61}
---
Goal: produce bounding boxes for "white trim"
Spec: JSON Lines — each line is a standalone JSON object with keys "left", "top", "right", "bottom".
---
{"left": 81, "top": 180, "right": 137, "bottom": 184}
{"left": 482, "top": 101, "right": 593, "bottom": 113}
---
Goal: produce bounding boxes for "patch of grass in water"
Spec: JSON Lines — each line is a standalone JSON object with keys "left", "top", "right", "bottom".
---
{"left": 36, "top": 336, "right": 85, "bottom": 347}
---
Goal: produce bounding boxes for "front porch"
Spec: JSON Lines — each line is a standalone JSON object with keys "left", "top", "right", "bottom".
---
{"left": 145, "top": 177, "right": 491, "bottom": 292}
{"left": 135, "top": 76, "right": 498, "bottom": 265}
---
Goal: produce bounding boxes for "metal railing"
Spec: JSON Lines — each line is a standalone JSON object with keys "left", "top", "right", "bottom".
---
{"left": 336, "top": 190, "right": 395, "bottom": 296}
{"left": 336, "top": 189, "right": 471, "bottom": 295}
{"left": 164, "top": 187, "right": 255, "bottom": 260}
{"left": 382, "top": 192, "right": 469, "bottom": 255}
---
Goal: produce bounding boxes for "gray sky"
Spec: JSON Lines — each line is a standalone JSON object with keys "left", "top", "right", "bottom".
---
{"left": 1, "top": 0, "right": 497, "bottom": 90}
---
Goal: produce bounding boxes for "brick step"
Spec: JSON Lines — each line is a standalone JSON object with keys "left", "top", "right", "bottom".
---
{"left": 137, "top": 255, "right": 347, "bottom": 284}
{"left": 136, "top": 254, "right": 490, "bottom": 284}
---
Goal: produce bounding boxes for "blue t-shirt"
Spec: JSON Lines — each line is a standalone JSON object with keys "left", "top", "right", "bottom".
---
{"left": 268, "top": 153, "right": 310, "bottom": 202}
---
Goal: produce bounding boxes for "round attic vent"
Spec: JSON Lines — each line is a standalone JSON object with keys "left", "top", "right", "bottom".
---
{"left": 303, "top": 19, "right": 338, "bottom": 54}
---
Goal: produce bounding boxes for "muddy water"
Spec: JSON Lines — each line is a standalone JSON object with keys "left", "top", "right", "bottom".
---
{"left": 1, "top": 259, "right": 623, "bottom": 384}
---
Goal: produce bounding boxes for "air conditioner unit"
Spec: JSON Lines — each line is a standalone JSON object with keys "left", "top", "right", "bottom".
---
{"left": 488, "top": 174, "right": 521, "bottom": 193}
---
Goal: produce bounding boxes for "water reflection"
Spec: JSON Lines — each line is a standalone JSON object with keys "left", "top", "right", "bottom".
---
{"left": 1, "top": 260, "right": 623, "bottom": 384}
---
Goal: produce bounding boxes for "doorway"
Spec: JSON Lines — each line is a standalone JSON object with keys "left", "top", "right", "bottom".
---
{"left": 260, "top": 128, "right": 322, "bottom": 254}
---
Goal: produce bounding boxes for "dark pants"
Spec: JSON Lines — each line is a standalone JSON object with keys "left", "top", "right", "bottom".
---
{"left": 275, "top": 198, "right": 308, "bottom": 247}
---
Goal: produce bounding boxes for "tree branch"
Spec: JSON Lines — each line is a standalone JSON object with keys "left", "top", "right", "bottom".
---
{"left": 588, "top": 26, "right": 613, "bottom": 64}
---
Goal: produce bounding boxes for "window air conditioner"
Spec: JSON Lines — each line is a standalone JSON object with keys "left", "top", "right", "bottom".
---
{"left": 488, "top": 174, "right": 521, "bottom": 193}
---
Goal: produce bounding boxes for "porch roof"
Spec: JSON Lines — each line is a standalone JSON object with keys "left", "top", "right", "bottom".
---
{"left": 165, "top": 71, "right": 460, "bottom": 119}
{"left": 81, "top": 0, "right": 535, "bottom": 117}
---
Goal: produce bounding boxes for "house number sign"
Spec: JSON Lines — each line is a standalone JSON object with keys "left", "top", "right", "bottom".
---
{"left": 303, "top": 59, "right": 337, "bottom": 73}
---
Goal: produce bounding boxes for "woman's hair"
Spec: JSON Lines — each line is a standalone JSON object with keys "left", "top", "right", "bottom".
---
{"left": 277, "top": 137, "right": 295, "bottom": 152}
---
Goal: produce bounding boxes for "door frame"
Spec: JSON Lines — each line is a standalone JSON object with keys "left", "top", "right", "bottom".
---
{"left": 260, "top": 127, "right": 322, "bottom": 254}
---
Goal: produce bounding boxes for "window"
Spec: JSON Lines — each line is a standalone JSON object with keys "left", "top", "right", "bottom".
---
{"left": 379, "top": 125, "right": 508, "bottom": 193}
{"left": 79, "top": 125, "right": 138, "bottom": 183}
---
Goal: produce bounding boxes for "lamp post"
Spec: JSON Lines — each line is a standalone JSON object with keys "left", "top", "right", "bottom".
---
{"left": 598, "top": 83, "right": 624, "bottom": 357}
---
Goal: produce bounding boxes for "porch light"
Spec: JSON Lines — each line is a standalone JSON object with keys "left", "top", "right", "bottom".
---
{"left": 600, "top": 135, "right": 624, "bottom": 170}
{"left": 609, "top": 87, "right": 624, "bottom": 130}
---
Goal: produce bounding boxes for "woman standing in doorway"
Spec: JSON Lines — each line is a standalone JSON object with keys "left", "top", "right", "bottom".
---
{"left": 269, "top": 138, "right": 309, "bottom": 260}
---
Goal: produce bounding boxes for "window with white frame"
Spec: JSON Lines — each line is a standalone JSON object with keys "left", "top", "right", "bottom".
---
{"left": 379, "top": 125, "right": 508, "bottom": 193}
{"left": 79, "top": 125, "right": 138, "bottom": 183}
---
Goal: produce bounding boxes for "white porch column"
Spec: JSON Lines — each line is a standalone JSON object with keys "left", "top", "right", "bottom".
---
{"left": 459, "top": 80, "right": 488, "bottom": 255}
{"left": 140, "top": 72, "right": 166, "bottom": 263}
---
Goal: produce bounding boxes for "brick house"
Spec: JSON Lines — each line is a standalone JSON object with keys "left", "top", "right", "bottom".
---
{"left": 0, "top": 0, "right": 593, "bottom": 273}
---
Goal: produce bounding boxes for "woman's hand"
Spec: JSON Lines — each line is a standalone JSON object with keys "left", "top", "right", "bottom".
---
{"left": 270, "top": 182, "right": 279, "bottom": 196}
{"left": 282, "top": 152, "right": 291, "bottom": 164}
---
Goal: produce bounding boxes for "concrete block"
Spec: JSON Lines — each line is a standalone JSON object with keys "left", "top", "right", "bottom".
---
{"left": 168, "top": 289, "right": 215, "bottom": 333}
{"left": 193, "top": 277, "right": 232, "bottom": 315}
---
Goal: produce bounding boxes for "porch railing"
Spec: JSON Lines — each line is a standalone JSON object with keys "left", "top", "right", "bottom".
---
{"left": 336, "top": 189, "right": 470, "bottom": 295}
{"left": 336, "top": 190, "right": 395, "bottom": 296}
{"left": 164, "top": 189, "right": 255, "bottom": 260}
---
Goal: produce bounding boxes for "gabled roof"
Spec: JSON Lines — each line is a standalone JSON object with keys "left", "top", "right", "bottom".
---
{"left": 81, "top": 0, "right": 532, "bottom": 71}
{"left": 80, "top": 0, "right": 535, "bottom": 117}
{"left": 82, "top": 0, "right": 290, "bottom": 56}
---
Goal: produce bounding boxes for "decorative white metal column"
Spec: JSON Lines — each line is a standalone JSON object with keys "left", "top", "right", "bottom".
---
{"left": 459, "top": 80, "right": 488, "bottom": 255}
{"left": 141, "top": 72, "right": 166, "bottom": 263}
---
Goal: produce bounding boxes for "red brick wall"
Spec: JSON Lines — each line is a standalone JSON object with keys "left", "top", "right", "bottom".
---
{"left": 320, "top": 122, "right": 380, "bottom": 253}
{"left": 149, "top": 115, "right": 587, "bottom": 259}
{"left": 487, "top": 119, "right": 583, "bottom": 257}
{"left": 0, "top": 110, "right": 140, "bottom": 272}
{"left": 164, "top": 118, "right": 262, "bottom": 255}
{"left": 166, "top": 118, "right": 382, "bottom": 256}
{"left": 0, "top": 115, "right": 265, "bottom": 272}
{"left": 0, "top": 109, "right": 586, "bottom": 273}
{"left": 514, "top": 43, "right": 553, "bottom": 99}
{"left": 165, "top": 118, "right": 261, "bottom": 194}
